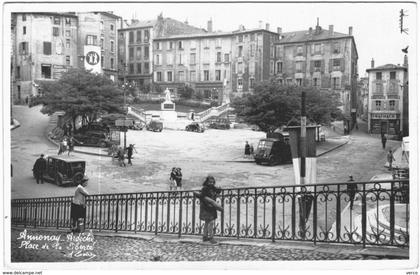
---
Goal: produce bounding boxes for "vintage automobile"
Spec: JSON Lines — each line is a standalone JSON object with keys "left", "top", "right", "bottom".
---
{"left": 146, "top": 120, "right": 163, "bottom": 132}
{"left": 208, "top": 118, "right": 230, "bottom": 130}
{"left": 72, "top": 131, "right": 112, "bottom": 147}
{"left": 128, "top": 121, "right": 145, "bottom": 131}
{"left": 254, "top": 132, "right": 292, "bottom": 165}
{"left": 33, "top": 155, "right": 88, "bottom": 186}
{"left": 185, "top": 122, "right": 205, "bottom": 133}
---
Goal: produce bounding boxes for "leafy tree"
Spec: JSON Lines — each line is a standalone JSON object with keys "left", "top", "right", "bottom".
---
{"left": 232, "top": 81, "right": 342, "bottom": 132}
{"left": 178, "top": 85, "right": 195, "bottom": 99}
{"left": 38, "top": 68, "right": 125, "bottom": 131}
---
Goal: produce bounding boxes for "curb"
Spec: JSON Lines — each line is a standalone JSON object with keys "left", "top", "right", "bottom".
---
{"left": 316, "top": 137, "right": 350, "bottom": 157}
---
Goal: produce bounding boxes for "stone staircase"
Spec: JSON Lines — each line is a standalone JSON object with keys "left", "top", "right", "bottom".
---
{"left": 195, "top": 103, "right": 234, "bottom": 123}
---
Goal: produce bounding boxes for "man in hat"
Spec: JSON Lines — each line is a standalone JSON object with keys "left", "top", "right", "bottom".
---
{"left": 33, "top": 154, "right": 47, "bottom": 184}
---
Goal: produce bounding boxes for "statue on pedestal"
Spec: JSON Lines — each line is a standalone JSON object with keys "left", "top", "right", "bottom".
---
{"left": 164, "top": 88, "right": 172, "bottom": 102}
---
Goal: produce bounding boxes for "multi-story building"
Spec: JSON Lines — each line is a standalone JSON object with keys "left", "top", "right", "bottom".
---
{"left": 366, "top": 57, "right": 408, "bottom": 136}
{"left": 273, "top": 22, "right": 358, "bottom": 127}
{"left": 153, "top": 23, "right": 279, "bottom": 101}
{"left": 77, "top": 12, "right": 122, "bottom": 81}
{"left": 11, "top": 12, "right": 79, "bottom": 103}
{"left": 118, "top": 14, "right": 205, "bottom": 87}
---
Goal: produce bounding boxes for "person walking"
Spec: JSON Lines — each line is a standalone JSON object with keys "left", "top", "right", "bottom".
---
{"left": 346, "top": 175, "right": 357, "bottom": 210}
{"left": 381, "top": 134, "right": 387, "bottom": 149}
{"left": 117, "top": 146, "right": 126, "bottom": 167}
{"left": 70, "top": 181, "right": 89, "bottom": 233}
{"left": 244, "top": 141, "right": 251, "bottom": 158}
{"left": 387, "top": 150, "right": 395, "bottom": 171}
{"left": 126, "top": 144, "right": 137, "bottom": 166}
{"left": 169, "top": 167, "right": 177, "bottom": 190}
{"left": 199, "top": 176, "right": 222, "bottom": 244}
{"left": 32, "top": 154, "right": 47, "bottom": 184}
{"left": 250, "top": 144, "right": 254, "bottom": 156}
{"left": 174, "top": 168, "right": 183, "bottom": 190}
{"left": 67, "top": 137, "right": 75, "bottom": 156}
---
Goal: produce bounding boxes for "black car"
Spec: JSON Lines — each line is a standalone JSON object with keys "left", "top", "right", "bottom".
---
{"left": 209, "top": 119, "right": 230, "bottom": 130}
{"left": 185, "top": 122, "right": 205, "bottom": 133}
{"left": 73, "top": 131, "right": 111, "bottom": 147}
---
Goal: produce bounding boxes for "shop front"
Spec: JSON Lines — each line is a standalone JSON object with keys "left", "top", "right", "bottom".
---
{"left": 370, "top": 112, "right": 401, "bottom": 135}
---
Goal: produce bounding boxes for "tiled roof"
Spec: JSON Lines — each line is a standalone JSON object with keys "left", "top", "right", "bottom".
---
{"left": 278, "top": 28, "right": 350, "bottom": 44}
{"left": 154, "top": 17, "right": 206, "bottom": 37}
{"left": 154, "top": 28, "right": 278, "bottom": 40}
{"left": 366, "top": 64, "right": 407, "bottom": 71}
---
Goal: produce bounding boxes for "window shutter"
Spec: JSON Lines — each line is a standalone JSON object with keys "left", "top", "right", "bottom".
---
{"left": 329, "top": 59, "right": 333, "bottom": 72}
{"left": 340, "top": 58, "right": 345, "bottom": 72}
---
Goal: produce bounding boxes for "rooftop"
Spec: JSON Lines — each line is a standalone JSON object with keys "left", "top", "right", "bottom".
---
{"left": 154, "top": 27, "right": 278, "bottom": 40}
{"left": 277, "top": 27, "right": 350, "bottom": 44}
{"left": 366, "top": 64, "right": 407, "bottom": 72}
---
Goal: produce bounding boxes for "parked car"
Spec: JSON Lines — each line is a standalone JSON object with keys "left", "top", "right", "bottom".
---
{"left": 209, "top": 119, "right": 230, "bottom": 130}
{"left": 185, "top": 122, "right": 205, "bottom": 133}
{"left": 33, "top": 155, "right": 88, "bottom": 186}
{"left": 254, "top": 132, "right": 292, "bottom": 165}
{"left": 128, "top": 121, "right": 145, "bottom": 131}
{"left": 73, "top": 131, "right": 112, "bottom": 147}
{"left": 146, "top": 120, "right": 163, "bottom": 132}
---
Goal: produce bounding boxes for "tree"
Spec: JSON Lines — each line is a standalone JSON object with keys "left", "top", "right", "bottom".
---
{"left": 178, "top": 85, "right": 195, "bottom": 99}
{"left": 38, "top": 68, "right": 125, "bottom": 131}
{"left": 232, "top": 81, "right": 342, "bottom": 132}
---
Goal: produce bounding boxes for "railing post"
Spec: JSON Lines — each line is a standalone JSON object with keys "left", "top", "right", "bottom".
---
{"left": 24, "top": 207, "right": 27, "bottom": 228}
{"left": 361, "top": 183, "right": 367, "bottom": 248}
{"left": 271, "top": 187, "right": 276, "bottom": 242}
{"left": 134, "top": 194, "right": 138, "bottom": 233}
{"left": 34, "top": 202, "right": 37, "bottom": 228}
{"left": 115, "top": 196, "right": 119, "bottom": 233}
{"left": 56, "top": 201, "right": 60, "bottom": 229}
{"left": 220, "top": 190, "right": 225, "bottom": 237}
{"left": 390, "top": 182, "right": 395, "bottom": 245}
{"left": 155, "top": 193, "right": 159, "bottom": 235}
{"left": 313, "top": 186, "right": 317, "bottom": 245}
{"left": 336, "top": 184, "right": 341, "bottom": 242}
{"left": 291, "top": 187, "right": 296, "bottom": 239}
{"left": 192, "top": 193, "right": 196, "bottom": 235}
{"left": 99, "top": 196, "right": 102, "bottom": 232}
{"left": 178, "top": 192, "right": 183, "bottom": 238}
{"left": 236, "top": 189, "right": 240, "bottom": 239}
{"left": 125, "top": 196, "right": 129, "bottom": 231}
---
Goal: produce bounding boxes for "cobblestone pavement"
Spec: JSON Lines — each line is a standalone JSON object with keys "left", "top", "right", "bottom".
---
{"left": 10, "top": 228, "right": 404, "bottom": 262}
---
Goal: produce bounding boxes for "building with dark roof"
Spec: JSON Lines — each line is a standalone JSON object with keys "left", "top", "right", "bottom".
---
{"left": 273, "top": 22, "right": 358, "bottom": 128}
{"left": 366, "top": 57, "right": 408, "bottom": 136}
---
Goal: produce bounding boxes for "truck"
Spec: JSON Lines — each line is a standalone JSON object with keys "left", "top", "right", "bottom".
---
{"left": 254, "top": 132, "right": 292, "bottom": 165}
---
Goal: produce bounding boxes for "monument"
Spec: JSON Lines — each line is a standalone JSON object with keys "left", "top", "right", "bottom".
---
{"left": 160, "top": 88, "right": 177, "bottom": 122}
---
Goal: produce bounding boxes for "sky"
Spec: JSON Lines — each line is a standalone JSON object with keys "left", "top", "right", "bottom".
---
{"left": 6, "top": 1, "right": 417, "bottom": 76}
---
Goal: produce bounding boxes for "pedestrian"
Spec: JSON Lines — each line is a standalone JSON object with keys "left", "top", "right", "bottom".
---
{"left": 126, "top": 144, "right": 137, "bottom": 166}
{"left": 244, "top": 141, "right": 251, "bottom": 158}
{"left": 199, "top": 176, "right": 222, "bottom": 244}
{"left": 67, "top": 137, "right": 75, "bottom": 156}
{"left": 70, "top": 180, "right": 89, "bottom": 233}
{"left": 117, "top": 146, "right": 126, "bottom": 167}
{"left": 346, "top": 175, "right": 357, "bottom": 210}
{"left": 32, "top": 154, "right": 47, "bottom": 184}
{"left": 169, "top": 167, "right": 177, "bottom": 190}
{"left": 387, "top": 150, "right": 395, "bottom": 171}
{"left": 381, "top": 134, "right": 387, "bottom": 149}
{"left": 250, "top": 144, "right": 254, "bottom": 156}
{"left": 174, "top": 168, "right": 183, "bottom": 190}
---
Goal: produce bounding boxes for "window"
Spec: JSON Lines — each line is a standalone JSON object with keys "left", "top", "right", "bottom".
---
{"left": 276, "top": 45, "right": 283, "bottom": 57}
{"left": 66, "top": 55, "right": 70, "bottom": 65}
{"left": 129, "top": 47, "right": 134, "bottom": 60}
{"left": 190, "top": 53, "right": 196, "bottom": 64}
{"left": 375, "top": 83, "right": 383, "bottom": 93}
{"left": 224, "top": 53, "right": 229, "bottom": 62}
{"left": 23, "top": 26, "right": 26, "bottom": 35}
{"left": 167, "top": 53, "right": 173, "bottom": 65}
{"left": 215, "top": 70, "right": 221, "bottom": 81}
{"left": 53, "top": 17, "right": 60, "bottom": 25}
{"left": 333, "top": 42, "right": 340, "bottom": 54}
{"left": 216, "top": 39, "right": 222, "bottom": 48}
{"left": 136, "top": 47, "right": 141, "bottom": 59}
{"left": 216, "top": 52, "right": 222, "bottom": 63}
{"left": 204, "top": 70, "right": 209, "bottom": 81}
{"left": 144, "top": 30, "right": 150, "bottom": 42}
{"left": 129, "top": 31, "right": 134, "bottom": 43}
{"left": 41, "top": 64, "right": 51, "bottom": 78}
{"left": 100, "top": 21, "right": 104, "bottom": 31}
{"left": 333, "top": 59, "right": 341, "bottom": 70}
{"left": 178, "top": 71, "right": 185, "bottom": 81}
{"left": 314, "top": 60, "right": 321, "bottom": 71}
{"left": 144, "top": 46, "right": 149, "bottom": 59}
{"left": 250, "top": 33, "right": 255, "bottom": 41}
{"left": 65, "top": 30, "right": 71, "bottom": 37}
{"left": 314, "top": 43, "right": 321, "bottom": 54}
{"left": 238, "top": 46, "right": 243, "bottom": 57}
{"left": 17, "top": 85, "right": 21, "bottom": 99}
{"left": 270, "top": 61, "right": 274, "bottom": 74}
{"left": 249, "top": 62, "right": 255, "bottom": 75}
{"left": 203, "top": 39, "right": 209, "bottom": 48}
{"left": 66, "top": 39, "right": 70, "bottom": 48}
{"left": 203, "top": 50, "right": 210, "bottom": 64}
{"left": 250, "top": 44, "right": 254, "bottom": 56}
{"left": 389, "top": 100, "right": 395, "bottom": 110}
{"left": 20, "top": 42, "right": 28, "bottom": 54}
{"left": 238, "top": 35, "right": 243, "bottom": 43}
{"left": 136, "top": 31, "right": 141, "bottom": 43}
{"left": 16, "top": 66, "right": 20, "bottom": 79}
{"left": 190, "top": 40, "right": 197, "bottom": 49}
{"left": 313, "top": 78, "right": 319, "bottom": 87}
{"left": 110, "top": 40, "right": 114, "bottom": 52}
{"left": 270, "top": 46, "right": 275, "bottom": 58}
{"left": 178, "top": 54, "right": 183, "bottom": 65}
{"left": 22, "top": 14, "right": 26, "bottom": 21}
{"left": 169, "top": 41, "right": 174, "bottom": 50}
{"left": 375, "top": 101, "right": 381, "bottom": 111}
{"left": 43, "top": 42, "right": 51, "bottom": 55}
{"left": 167, "top": 71, "right": 173, "bottom": 82}
{"left": 156, "top": 42, "right": 161, "bottom": 50}
{"left": 65, "top": 17, "right": 71, "bottom": 25}
{"left": 190, "top": 71, "right": 196, "bottom": 82}
{"left": 238, "top": 78, "right": 243, "bottom": 90}
{"left": 110, "top": 58, "right": 114, "bottom": 69}
{"left": 178, "top": 41, "right": 183, "bottom": 49}
{"left": 295, "top": 61, "right": 303, "bottom": 72}
{"left": 276, "top": 61, "right": 283, "bottom": 74}
{"left": 144, "top": 62, "right": 150, "bottom": 73}
{"left": 238, "top": 62, "right": 243, "bottom": 74}
{"left": 296, "top": 78, "right": 303, "bottom": 86}
{"left": 101, "top": 56, "right": 104, "bottom": 67}
{"left": 129, "top": 63, "right": 134, "bottom": 74}
{"left": 155, "top": 54, "right": 161, "bottom": 65}
{"left": 250, "top": 78, "right": 255, "bottom": 88}
{"left": 100, "top": 38, "right": 104, "bottom": 49}
{"left": 110, "top": 24, "right": 114, "bottom": 31}
{"left": 53, "top": 27, "right": 59, "bottom": 37}
{"left": 137, "top": 63, "right": 142, "bottom": 74}
{"left": 86, "top": 35, "right": 97, "bottom": 45}
{"left": 376, "top": 72, "right": 382, "bottom": 80}
{"left": 296, "top": 46, "right": 303, "bottom": 56}
{"left": 156, "top": 71, "right": 162, "bottom": 81}
{"left": 390, "top": 71, "right": 396, "bottom": 80}
{"left": 332, "top": 77, "right": 340, "bottom": 89}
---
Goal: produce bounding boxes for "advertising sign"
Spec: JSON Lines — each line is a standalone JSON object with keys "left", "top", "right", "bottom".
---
{"left": 84, "top": 45, "right": 102, "bottom": 74}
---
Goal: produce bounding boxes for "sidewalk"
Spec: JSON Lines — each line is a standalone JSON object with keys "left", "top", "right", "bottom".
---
{"left": 10, "top": 227, "right": 407, "bottom": 262}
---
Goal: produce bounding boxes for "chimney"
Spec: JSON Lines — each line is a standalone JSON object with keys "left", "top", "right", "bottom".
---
{"left": 277, "top": 27, "right": 282, "bottom": 35}
{"left": 259, "top": 20, "right": 263, "bottom": 29}
{"left": 403, "top": 54, "right": 408, "bottom": 67}
{"left": 329, "top": 25, "right": 334, "bottom": 35}
{"left": 184, "top": 18, "right": 189, "bottom": 25}
{"left": 207, "top": 18, "right": 213, "bottom": 32}
{"left": 266, "top": 23, "right": 270, "bottom": 31}
{"left": 348, "top": 26, "right": 353, "bottom": 36}
{"left": 371, "top": 58, "right": 375, "bottom": 68}
{"left": 309, "top": 27, "right": 313, "bottom": 34}
{"left": 131, "top": 19, "right": 139, "bottom": 25}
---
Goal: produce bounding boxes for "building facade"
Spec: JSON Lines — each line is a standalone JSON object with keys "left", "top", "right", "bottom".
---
{"left": 357, "top": 77, "right": 369, "bottom": 120}
{"left": 273, "top": 23, "right": 358, "bottom": 126}
{"left": 153, "top": 24, "right": 279, "bottom": 102}
{"left": 118, "top": 14, "right": 205, "bottom": 88}
{"left": 366, "top": 58, "right": 408, "bottom": 136}
{"left": 12, "top": 12, "right": 79, "bottom": 103}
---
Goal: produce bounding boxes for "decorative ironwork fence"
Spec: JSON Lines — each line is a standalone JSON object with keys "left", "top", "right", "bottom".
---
{"left": 11, "top": 179, "right": 409, "bottom": 247}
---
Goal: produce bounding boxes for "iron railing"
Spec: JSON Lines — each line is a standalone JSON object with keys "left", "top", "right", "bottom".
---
{"left": 11, "top": 179, "right": 409, "bottom": 247}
